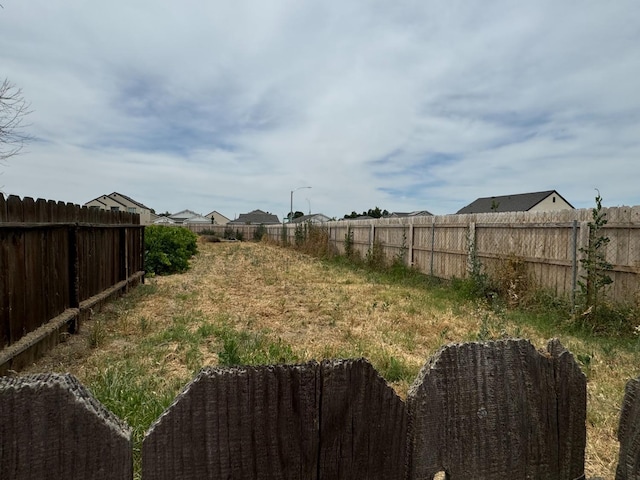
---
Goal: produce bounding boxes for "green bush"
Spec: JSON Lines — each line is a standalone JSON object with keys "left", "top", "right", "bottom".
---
{"left": 253, "top": 224, "right": 267, "bottom": 241}
{"left": 145, "top": 225, "right": 198, "bottom": 275}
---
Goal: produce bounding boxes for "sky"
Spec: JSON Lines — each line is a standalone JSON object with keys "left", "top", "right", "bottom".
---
{"left": 1, "top": 1, "right": 639, "bottom": 220}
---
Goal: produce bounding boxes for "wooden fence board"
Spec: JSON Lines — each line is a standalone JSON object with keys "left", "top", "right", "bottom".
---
{"left": 143, "top": 359, "right": 407, "bottom": 480}
{"left": 319, "top": 359, "right": 407, "bottom": 480}
{"left": 22, "top": 197, "right": 46, "bottom": 334}
{"left": 406, "top": 339, "right": 586, "bottom": 479}
{"left": 0, "top": 373, "right": 132, "bottom": 480}
{"left": 143, "top": 362, "right": 320, "bottom": 480}
{"left": 6, "top": 196, "right": 26, "bottom": 347}
{"left": 616, "top": 377, "right": 640, "bottom": 480}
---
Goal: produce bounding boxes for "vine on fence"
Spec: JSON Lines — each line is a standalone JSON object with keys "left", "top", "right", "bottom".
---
{"left": 394, "top": 229, "right": 408, "bottom": 267}
{"left": 464, "top": 227, "right": 493, "bottom": 299}
{"left": 344, "top": 226, "right": 354, "bottom": 259}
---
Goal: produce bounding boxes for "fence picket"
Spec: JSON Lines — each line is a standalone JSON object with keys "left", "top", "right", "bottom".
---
{"left": 0, "top": 373, "right": 132, "bottom": 480}
{"left": 406, "top": 339, "right": 586, "bottom": 479}
{"left": 616, "top": 377, "right": 640, "bottom": 480}
{"left": 142, "top": 362, "right": 321, "bottom": 480}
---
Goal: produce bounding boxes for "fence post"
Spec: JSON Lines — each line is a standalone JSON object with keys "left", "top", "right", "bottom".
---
{"left": 119, "top": 226, "right": 128, "bottom": 288}
{"left": 370, "top": 223, "right": 375, "bottom": 251}
{"left": 68, "top": 224, "right": 79, "bottom": 333}
{"left": 572, "top": 220, "right": 578, "bottom": 311}
{"left": 576, "top": 221, "right": 590, "bottom": 304}
{"left": 407, "top": 224, "right": 414, "bottom": 267}
{"left": 430, "top": 219, "right": 436, "bottom": 276}
{"left": 141, "top": 225, "right": 146, "bottom": 284}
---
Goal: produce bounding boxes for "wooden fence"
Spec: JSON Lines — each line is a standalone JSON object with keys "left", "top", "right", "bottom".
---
{"left": 202, "top": 206, "right": 640, "bottom": 304}
{"left": 0, "top": 194, "right": 145, "bottom": 373}
{"left": 0, "top": 340, "right": 600, "bottom": 480}
{"left": 3, "top": 338, "right": 617, "bottom": 479}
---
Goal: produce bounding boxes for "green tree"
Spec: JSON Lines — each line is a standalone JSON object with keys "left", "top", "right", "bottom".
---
{"left": 343, "top": 207, "right": 389, "bottom": 219}
{"left": 577, "top": 191, "right": 613, "bottom": 323}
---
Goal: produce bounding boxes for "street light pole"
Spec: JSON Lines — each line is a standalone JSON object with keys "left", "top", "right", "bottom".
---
{"left": 290, "top": 186, "right": 311, "bottom": 223}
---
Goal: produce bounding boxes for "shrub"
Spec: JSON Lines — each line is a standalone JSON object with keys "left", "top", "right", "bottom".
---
{"left": 253, "top": 224, "right": 266, "bottom": 241}
{"left": 223, "top": 226, "right": 236, "bottom": 240}
{"left": 197, "top": 229, "right": 218, "bottom": 236}
{"left": 365, "top": 239, "right": 387, "bottom": 270}
{"left": 492, "top": 255, "right": 530, "bottom": 307}
{"left": 294, "top": 223, "right": 306, "bottom": 247}
{"left": 301, "top": 224, "right": 332, "bottom": 257}
{"left": 145, "top": 226, "right": 198, "bottom": 275}
{"left": 344, "top": 226, "right": 355, "bottom": 259}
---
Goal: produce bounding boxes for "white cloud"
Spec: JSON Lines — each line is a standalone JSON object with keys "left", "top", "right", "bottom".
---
{"left": 1, "top": 0, "right": 639, "bottom": 217}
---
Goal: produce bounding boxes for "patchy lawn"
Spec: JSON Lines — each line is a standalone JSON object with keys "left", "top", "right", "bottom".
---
{"left": 21, "top": 240, "right": 638, "bottom": 479}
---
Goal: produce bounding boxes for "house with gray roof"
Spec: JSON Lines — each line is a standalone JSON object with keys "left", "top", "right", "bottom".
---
{"left": 290, "top": 213, "right": 331, "bottom": 224}
{"left": 229, "top": 209, "right": 281, "bottom": 225}
{"left": 387, "top": 210, "right": 433, "bottom": 218}
{"left": 456, "top": 190, "right": 574, "bottom": 214}
{"left": 205, "top": 210, "right": 231, "bottom": 225}
{"left": 169, "top": 209, "right": 201, "bottom": 224}
{"left": 84, "top": 192, "right": 154, "bottom": 224}
{"left": 184, "top": 214, "right": 212, "bottom": 224}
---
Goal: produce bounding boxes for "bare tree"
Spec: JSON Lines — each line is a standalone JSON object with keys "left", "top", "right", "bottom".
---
{"left": 0, "top": 78, "right": 31, "bottom": 164}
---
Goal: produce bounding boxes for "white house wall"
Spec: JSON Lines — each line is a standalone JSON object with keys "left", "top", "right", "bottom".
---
{"left": 531, "top": 194, "right": 573, "bottom": 212}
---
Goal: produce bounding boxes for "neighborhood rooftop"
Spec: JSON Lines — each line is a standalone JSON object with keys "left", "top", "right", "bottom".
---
{"left": 456, "top": 190, "right": 574, "bottom": 214}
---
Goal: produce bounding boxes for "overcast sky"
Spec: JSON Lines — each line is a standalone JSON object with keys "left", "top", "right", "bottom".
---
{"left": 1, "top": 1, "right": 639, "bottom": 219}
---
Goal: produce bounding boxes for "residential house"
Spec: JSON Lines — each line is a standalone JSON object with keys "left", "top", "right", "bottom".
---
{"left": 386, "top": 210, "right": 433, "bottom": 218}
{"left": 229, "top": 209, "right": 281, "bottom": 225}
{"left": 183, "top": 214, "right": 212, "bottom": 225}
{"left": 84, "top": 192, "right": 154, "bottom": 224}
{"left": 290, "top": 213, "right": 331, "bottom": 224}
{"left": 168, "top": 210, "right": 201, "bottom": 224}
{"left": 205, "top": 210, "right": 231, "bottom": 225}
{"left": 456, "top": 190, "right": 574, "bottom": 214}
{"left": 153, "top": 216, "right": 176, "bottom": 225}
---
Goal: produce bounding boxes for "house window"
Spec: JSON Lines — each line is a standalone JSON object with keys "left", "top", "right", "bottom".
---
{"left": 111, "top": 206, "right": 120, "bottom": 212}
{"left": 552, "top": 196, "right": 556, "bottom": 203}
{"left": 127, "top": 207, "right": 136, "bottom": 213}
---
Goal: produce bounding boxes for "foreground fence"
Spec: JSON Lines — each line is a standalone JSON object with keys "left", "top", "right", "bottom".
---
{"left": 203, "top": 206, "right": 640, "bottom": 305}
{"left": 0, "top": 194, "right": 145, "bottom": 373}
{"left": 4, "top": 338, "right": 638, "bottom": 479}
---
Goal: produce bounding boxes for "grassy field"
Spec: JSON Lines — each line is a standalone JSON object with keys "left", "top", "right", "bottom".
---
{"left": 22, "top": 239, "right": 640, "bottom": 478}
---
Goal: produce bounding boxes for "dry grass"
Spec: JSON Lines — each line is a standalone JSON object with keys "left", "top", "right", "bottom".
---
{"left": 21, "top": 239, "right": 640, "bottom": 478}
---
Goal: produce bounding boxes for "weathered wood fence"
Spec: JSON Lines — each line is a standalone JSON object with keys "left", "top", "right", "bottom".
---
{"left": 2, "top": 339, "right": 611, "bottom": 479}
{"left": 201, "top": 206, "right": 640, "bottom": 304}
{"left": 0, "top": 194, "right": 145, "bottom": 373}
